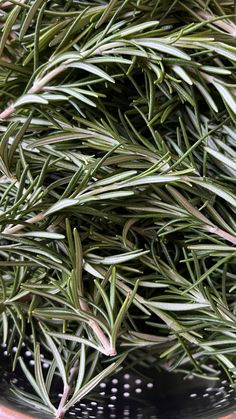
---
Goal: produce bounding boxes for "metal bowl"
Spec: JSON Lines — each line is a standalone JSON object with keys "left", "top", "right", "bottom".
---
{"left": 1, "top": 344, "right": 236, "bottom": 419}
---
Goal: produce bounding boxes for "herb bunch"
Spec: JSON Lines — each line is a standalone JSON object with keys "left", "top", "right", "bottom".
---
{"left": 1, "top": 0, "right": 236, "bottom": 417}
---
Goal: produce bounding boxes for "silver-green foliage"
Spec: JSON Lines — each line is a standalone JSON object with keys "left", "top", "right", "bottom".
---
{"left": 1, "top": 0, "right": 236, "bottom": 417}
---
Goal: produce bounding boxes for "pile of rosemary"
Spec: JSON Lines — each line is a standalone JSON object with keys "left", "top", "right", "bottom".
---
{"left": 0, "top": 0, "right": 236, "bottom": 417}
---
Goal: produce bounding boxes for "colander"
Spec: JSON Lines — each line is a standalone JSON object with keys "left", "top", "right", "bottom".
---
{"left": 1, "top": 345, "right": 236, "bottom": 419}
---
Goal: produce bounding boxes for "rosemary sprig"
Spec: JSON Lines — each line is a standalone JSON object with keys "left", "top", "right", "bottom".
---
{"left": 1, "top": 0, "right": 236, "bottom": 417}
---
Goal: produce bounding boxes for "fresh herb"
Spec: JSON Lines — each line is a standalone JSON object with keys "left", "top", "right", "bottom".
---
{"left": 1, "top": 0, "right": 236, "bottom": 417}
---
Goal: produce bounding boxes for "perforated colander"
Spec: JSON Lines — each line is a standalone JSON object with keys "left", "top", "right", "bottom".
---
{"left": 1, "top": 345, "right": 236, "bottom": 419}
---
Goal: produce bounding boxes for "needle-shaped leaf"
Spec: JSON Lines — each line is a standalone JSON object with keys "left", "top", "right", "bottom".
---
{"left": 193, "top": 79, "right": 218, "bottom": 112}
{"left": 119, "top": 21, "right": 159, "bottom": 37}
{"left": 34, "top": 344, "right": 56, "bottom": 411}
{"left": 95, "top": 0, "right": 119, "bottom": 28}
{"left": 45, "top": 199, "right": 79, "bottom": 215}
{"left": 145, "top": 302, "right": 208, "bottom": 311}
{"left": 65, "top": 62, "right": 115, "bottom": 83}
{"left": 205, "top": 146, "right": 236, "bottom": 172}
{"left": 64, "top": 354, "right": 126, "bottom": 410}
{"left": 88, "top": 249, "right": 149, "bottom": 265}
{"left": 18, "top": 358, "right": 45, "bottom": 404}
{"left": 212, "top": 81, "right": 236, "bottom": 114}
{"left": 134, "top": 38, "right": 191, "bottom": 60}
{"left": 190, "top": 178, "right": 236, "bottom": 208}
{"left": 73, "top": 227, "right": 83, "bottom": 301}
{"left": 0, "top": 4, "right": 22, "bottom": 56}
{"left": 94, "top": 279, "right": 114, "bottom": 327}
{"left": 74, "top": 344, "right": 86, "bottom": 392}
{"left": 43, "top": 331, "right": 67, "bottom": 387}
{"left": 172, "top": 65, "right": 193, "bottom": 85}
{"left": 19, "top": 232, "right": 65, "bottom": 239}
{"left": 15, "top": 95, "right": 48, "bottom": 107}
{"left": 19, "top": 0, "right": 45, "bottom": 39}
{"left": 48, "top": 332, "right": 102, "bottom": 352}
{"left": 50, "top": 87, "right": 96, "bottom": 107}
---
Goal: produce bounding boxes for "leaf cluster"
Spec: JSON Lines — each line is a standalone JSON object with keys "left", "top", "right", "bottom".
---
{"left": 1, "top": 0, "right": 236, "bottom": 417}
